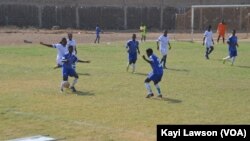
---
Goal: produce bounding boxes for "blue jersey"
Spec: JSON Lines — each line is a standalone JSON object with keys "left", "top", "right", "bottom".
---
{"left": 62, "top": 53, "right": 78, "bottom": 69}
{"left": 228, "top": 35, "right": 238, "bottom": 51}
{"left": 96, "top": 26, "right": 101, "bottom": 35}
{"left": 126, "top": 40, "right": 139, "bottom": 54}
{"left": 149, "top": 54, "right": 163, "bottom": 74}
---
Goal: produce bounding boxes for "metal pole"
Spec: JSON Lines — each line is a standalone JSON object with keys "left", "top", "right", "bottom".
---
{"left": 191, "top": 6, "right": 194, "bottom": 41}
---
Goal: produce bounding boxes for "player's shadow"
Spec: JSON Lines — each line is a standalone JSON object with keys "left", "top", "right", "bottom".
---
{"left": 78, "top": 73, "right": 91, "bottom": 76}
{"left": 167, "top": 68, "right": 189, "bottom": 72}
{"left": 134, "top": 72, "right": 148, "bottom": 76}
{"left": 237, "top": 65, "right": 250, "bottom": 69}
{"left": 75, "top": 91, "right": 95, "bottom": 96}
{"left": 151, "top": 97, "right": 182, "bottom": 103}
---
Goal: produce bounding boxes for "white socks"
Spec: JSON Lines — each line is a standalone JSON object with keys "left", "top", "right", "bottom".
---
{"left": 145, "top": 83, "right": 152, "bottom": 95}
{"left": 71, "top": 78, "right": 78, "bottom": 87}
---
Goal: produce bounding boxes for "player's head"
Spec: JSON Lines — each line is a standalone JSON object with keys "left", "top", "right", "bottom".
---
{"left": 60, "top": 37, "right": 67, "bottom": 46}
{"left": 146, "top": 48, "right": 153, "bottom": 57}
{"left": 132, "top": 34, "right": 136, "bottom": 40}
{"left": 68, "top": 45, "right": 74, "bottom": 54}
{"left": 68, "top": 33, "right": 73, "bottom": 40}
{"left": 163, "top": 30, "right": 168, "bottom": 36}
{"left": 232, "top": 29, "right": 236, "bottom": 36}
{"left": 96, "top": 24, "right": 99, "bottom": 27}
{"left": 208, "top": 25, "right": 212, "bottom": 31}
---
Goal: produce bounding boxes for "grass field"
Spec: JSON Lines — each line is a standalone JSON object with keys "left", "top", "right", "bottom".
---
{"left": 0, "top": 41, "right": 250, "bottom": 141}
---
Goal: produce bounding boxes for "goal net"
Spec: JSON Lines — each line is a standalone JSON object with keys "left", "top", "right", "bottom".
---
{"left": 174, "top": 5, "right": 250, "bottom": 41}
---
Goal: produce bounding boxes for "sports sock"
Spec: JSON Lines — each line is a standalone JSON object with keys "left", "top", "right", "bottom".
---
{"left": 145, "top": 83, "right": 152, "bottom": 95}
{"left": 223, "top": 56, "right": 230, "bottom": 60}
{"left": 231, "top": 57, "right": 236, "bottom": 65}
{"left": 71, "top": 78, "right": 78, "bottom": 87}
{"left": 154, "top": 84, "right": 161, "bottom": 95}
{"left": 132, "top": 63, "right": 135, "bottom": 72}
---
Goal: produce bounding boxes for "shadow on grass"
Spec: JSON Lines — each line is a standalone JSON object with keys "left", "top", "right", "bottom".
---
{"left": 237, "top": 65, "right": 250, "bottom": 69}
{"left": 167, "top": 68, "right": 189, "bottom": 72}
{"left": 134, "top": 72, "right": 148, "bottom": 76}
{"left": 78, "top": 73, "right": 91, "bottom": 76}
{"left": 151, "top": 97, "right": 182, "bottom": 103}
{"left": 75, "top": 90, "right": 95, "bottom": 96}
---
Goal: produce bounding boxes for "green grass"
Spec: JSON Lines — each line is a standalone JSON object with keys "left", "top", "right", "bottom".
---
{"left": 0, "top": 41, "right": 250, "bottom": 141}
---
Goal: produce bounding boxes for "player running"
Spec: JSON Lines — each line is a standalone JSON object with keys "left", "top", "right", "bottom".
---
{"left": 126, "top": 34, "right": 140, "bottom": 73}
{"left": 203, "top": 25, "right": 215, "bottom": 60}
{"left": 40, "top": 37, "right": 67, "bottom": 69}
{"left": 157, "top": 30, "right": 172, "bottom": 69}
{"left": 223, "top": 29, "right": 239, "bottom": 66}
{"left": 142, "top": 48, "right": 164, "bottom": 98}
{"left": 61, "top": 46, "right": 90, "bottom": 92}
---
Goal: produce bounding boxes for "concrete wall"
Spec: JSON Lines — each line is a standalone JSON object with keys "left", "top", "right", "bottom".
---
{"left": 0, "top": 0, "right": 250, "bottom": 30}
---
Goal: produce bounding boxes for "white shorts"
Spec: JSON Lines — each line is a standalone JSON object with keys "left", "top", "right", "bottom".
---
{"left": 56, "top": 58, "right": 63, "bottom": 65}
{"left": 160, "top": 48, "right": 168, "bottom": 56}
{"left": 205, "top": 42, "right": 213, "bottom": 48}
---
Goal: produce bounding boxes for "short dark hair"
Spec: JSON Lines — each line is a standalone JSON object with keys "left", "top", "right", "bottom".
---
{"left": 146, "top": 48, "right": 153, "bottom": 54}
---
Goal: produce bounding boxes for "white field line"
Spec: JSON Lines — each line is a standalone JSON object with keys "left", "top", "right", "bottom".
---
{"left": 10, "top": 111, "right": 154, "bottom": 138}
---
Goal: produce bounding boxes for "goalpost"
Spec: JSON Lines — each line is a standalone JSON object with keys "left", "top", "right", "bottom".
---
{"left": 175, "top": 5, "right": 250, "bottom": 41}
{"left": 190, "top": 5, "right": 250, "bottom": 41}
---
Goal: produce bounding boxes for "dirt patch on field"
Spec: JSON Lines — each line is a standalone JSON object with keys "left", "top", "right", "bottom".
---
{"left": 0, "top": 27, "right": 249, "bottom": 45}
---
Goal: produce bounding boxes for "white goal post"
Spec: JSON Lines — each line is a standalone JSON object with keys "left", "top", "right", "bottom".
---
{"left": 191, "top": 5, "right": 250, "bottom": 41}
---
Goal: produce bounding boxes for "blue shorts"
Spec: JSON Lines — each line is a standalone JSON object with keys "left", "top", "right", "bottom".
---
{"left": 229, "top": 50, "right": 237, "bottom": 57}
{"left": 96, "top": 34, "right": 100, "bottom": 38}
{"left": 62, "top": 68, "right": 77, "bottom": 80}
{"left": 148, "top": 72, "right": 163, "bottom": 84}
{"left": 128, "top": 53, "right": 137, "bottom": 64}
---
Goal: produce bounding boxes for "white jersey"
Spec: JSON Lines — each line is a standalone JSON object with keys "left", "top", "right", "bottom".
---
{"left": 52, "top": 43, "right": 67, "bottom": 65}
{"left": 157, "top": 35, "right": 170, "bottom": 55}
{"left": 204, "top": 30, "right": 213, "bottom": 48}
{"left": 67, "top": 39, "right": 77, "bottom": 55}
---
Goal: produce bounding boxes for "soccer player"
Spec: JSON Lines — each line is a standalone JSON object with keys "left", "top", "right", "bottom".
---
{"left": 40, "top": 37, "right": 67, "bottom": 69}
{"left": 67, "top": 33, "right": 77, "bottom": 69}
{"left": 67, "top": 33, "right": 77, "bottom": 55}
{"left": 157, "top": 30, "right": 172, "bottom": 69}
{"left": 126, "top": 34, "right": 140, "bottom": 73}
{"left": 217, "top": 19, "right": 227, "bottom": 43}
{"left": 223, "top": 29, "right": 239, "bottom": 66}
{"left": 142, "top": 48, "right": 163, "bottom": 98}
{"left": 94, "top": 24, "right": 101, "bottom": 44}
{"left": 61, "top": 46, "right": 90, "bottom": 92}
{"left": 203, "top": 25, "right": 214, "bottom": 60}
{"left": 140, "top": 23, "right": 147, "bottom": 42}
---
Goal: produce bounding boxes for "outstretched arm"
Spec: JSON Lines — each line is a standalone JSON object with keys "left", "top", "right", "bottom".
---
{"left": 202, "top": 37, "right": 205, "bottom": 46}
{"left": 40, "top": 42, "right": 53, "bottom": 48}
{"left": 77, "top": 59, "right": 90, "bottom": 63}
{"left": 168, "top": 42, "right": 172, "bottom": 50}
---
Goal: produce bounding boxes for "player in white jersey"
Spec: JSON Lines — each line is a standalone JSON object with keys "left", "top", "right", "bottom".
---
{"left": 156, "top": 30, "right": 172, "bottom": 69}
{"left": 67, "top": 33, "right": 77, "bottom": 55}
{"left": 202, "top": 25, "right": 214, "bottom": 59}
{"left": 67, "top": 33, "right": 78, "bottom": 69}
{"left": 40, "top": 37, "right": 67, "bottom": 68}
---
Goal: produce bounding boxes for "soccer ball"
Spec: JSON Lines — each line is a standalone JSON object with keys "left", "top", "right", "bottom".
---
{"left": 62, "top": 81, "right": 70, "bottom": 88}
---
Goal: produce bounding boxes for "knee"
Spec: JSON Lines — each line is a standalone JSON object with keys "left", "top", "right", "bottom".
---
{"left": 144, "top": 78, "right": 150, "bottom": 83}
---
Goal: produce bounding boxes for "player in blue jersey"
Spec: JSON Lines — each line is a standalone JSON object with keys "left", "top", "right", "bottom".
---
{"left": 126, "top": 34, "right": 140, "bottom": 73}
{"left": 61, "top": 46, "right": 90, "bottom": 92}
{"left": 94, "top": 24, "right": 101, "bottom": 44}
{"left": 223, "top": 29, "right": 239, "bottom": 66}
{"left": 142, "top": 48, "right": 163, "bottom": 98}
